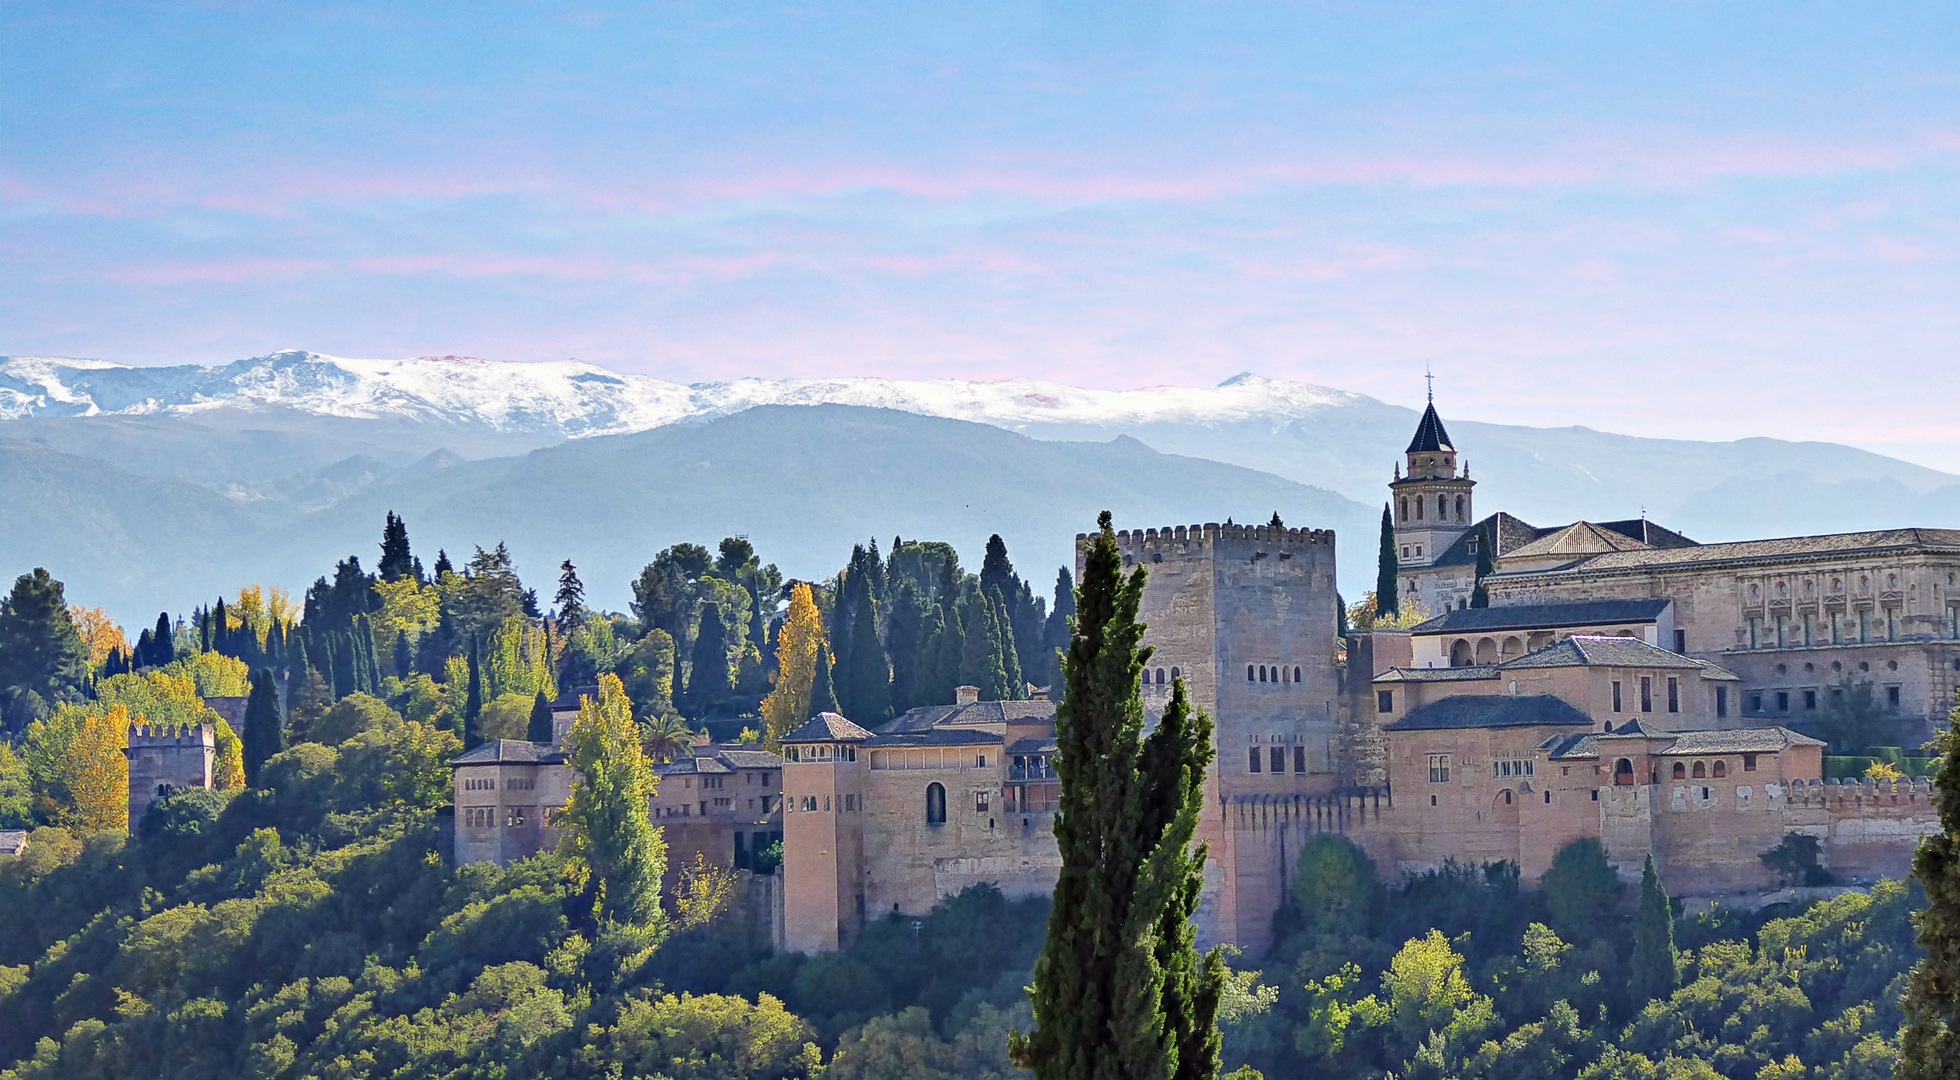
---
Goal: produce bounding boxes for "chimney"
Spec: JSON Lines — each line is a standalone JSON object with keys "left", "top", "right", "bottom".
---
{"left": 955, "top": 685, "right": 981, "bottom": 706}
{"left": 1029, "top": 686, "right": 1050, "bottom": 702}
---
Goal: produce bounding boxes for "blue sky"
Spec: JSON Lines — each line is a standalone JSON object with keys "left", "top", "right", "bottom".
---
{"left": 4, "top": 2, "right": 1956, "bottom": 465}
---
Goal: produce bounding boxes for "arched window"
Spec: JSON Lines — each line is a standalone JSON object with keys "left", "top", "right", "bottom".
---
{"left": 1155, "top": 668, "right": 1166, "bottom": 685}
{"left": 1170, "top": 666, "right": 1180, "bottom": 681}
{"left": 1615, "top": 758, "right": 1635, "bottom": 785}
{"left": 1438, "top": 495, "right": 1448, "bottom": 519}
{"left": 1400, "top": 497, "right": 1409, "bottom": 521}
{"left": 1691, "top": 761, "right": 1707, "bottom": 779}
{"left": 1501, "top": 789, "right": 1513, "bottom": 805}
{"left": 1258, "top": 666, "right": 1268, "bottom": 682}
{"left": 1415, "top": 498, "right": 1424, "bottom": 521}
{"left": 1281, "top": 666, "right": 1290, "bottom": 683}
{"left": 1712, "top": 760, "right": 1727, "bottom": 778}
{"left": 1456, "top": 495, "right": 1465, "bottom": 520}
{"left": 1247, "top": 665, "right": 1255, "bottom": 681}
{"left": 1672, "top": 762, "right": 1686, "bottom": 780}
{"left": 1293, "top": 666, "right": 1302, "bottom": 683}
{"left": 926, "top": 783, "right": 946, "bottom": 825}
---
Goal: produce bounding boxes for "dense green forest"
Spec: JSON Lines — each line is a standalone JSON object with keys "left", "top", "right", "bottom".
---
{"left": 2, "top": 512, "right": 1959, "bottom": 1078}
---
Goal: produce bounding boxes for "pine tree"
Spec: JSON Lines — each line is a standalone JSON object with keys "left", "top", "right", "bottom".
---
{"left": 1376, "top": 503, "right": 1399, "bottom": 618}
{"left": 1268, "top": 511, "right": 1284, "bottom": 529}
{"left": 557, "top": 559, "right": 586, "bottom": 623}
{"left": 683, "top": 602, "right": 729, "bottom": 719}
{"left": 528, "top": 688, "right": 555, "bottom": 744}
{"left": 811, "top": 641, "right": 839, "bottom": 716}
{"left": 378, "top": 511, "right": 415, "bottom": 582}
{"left": 1012, "top": 512, "right": 1225, "bottom": 1080}
{"left": 1902, "top": 697, "right": 1960, "bottom": 1080}
{"left": 465, "top": 637, "right": 485, "bottom": 749}
{"left": 242, "top": 667, "right": 284, "bottom": 786}
{"left": 433, "top": 549, "right": 455, "bottom": 579}
{"left": 1630, "top": 854, "right": 1677, "bottom": 1005}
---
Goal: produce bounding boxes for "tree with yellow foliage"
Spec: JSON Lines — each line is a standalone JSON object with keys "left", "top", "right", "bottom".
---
{"left": 760, "top": 583, "right": 825, "bottom": 749}
{"left": 62, "top": 703, "right": 131, "bottom": 833}
{"left": 563, "top": 674, "right": 665, "bottom": 930}
{"left": 213, "top": 719, "right": 246, "bottom": 790}
{"left": 68, "top": 605, "right": 130, "bottom": 669}
{"left": 373, "top": 576, "right": 440, "bottom": 644}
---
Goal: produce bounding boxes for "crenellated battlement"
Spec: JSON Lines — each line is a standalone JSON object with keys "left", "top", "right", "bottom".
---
{"left": 128, "top": 723, "right": 215, "bottom": 749}
{"left": 1078, "top": 522, "right": 1338, "bottom": 558}
{"left": 1784, "top": 776, "right": 1937, "bottom": 811}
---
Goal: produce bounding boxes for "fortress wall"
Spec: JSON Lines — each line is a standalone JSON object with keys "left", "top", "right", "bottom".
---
{"left": 1788, "top": 778, "right": 1940, "bottom": 884}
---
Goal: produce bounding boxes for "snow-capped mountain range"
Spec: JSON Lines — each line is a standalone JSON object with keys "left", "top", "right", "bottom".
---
{"left": 0, "top": 350, "right": 1361, "bottom": 435}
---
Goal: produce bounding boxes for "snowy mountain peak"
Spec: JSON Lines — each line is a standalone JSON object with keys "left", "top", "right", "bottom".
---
{"left": 0, "top": 351, "right": 1370, "bottom": 435}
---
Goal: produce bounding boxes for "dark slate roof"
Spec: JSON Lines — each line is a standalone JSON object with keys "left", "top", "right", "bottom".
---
{"left": 1412, "top": 598, "right": 1673, "bottom": 635}
{"left": 1502, "top": 528, "right": 1960, "bottom": 577}
{"left": 1425, "top": 512, "right": 1548, "bottom": 570}
{"left": 1008, "top": 735, "right": 1059, "bottom": 754}
{"left": 1662, "top": 728, "right": 1826, "bottom": 754}
{"left": 719, "top": 749, "right": 786, "bottom": 769}
{"left": 1406, "top": 402, "right": 1456, "bottom": 453}
{"left": 1383, "top": 695, "right": 1592, "bottom": 731}
{"left": 864, "top": 728, "right": 1003, "bottom": 748}
{"left": 1377, "top": 666, "right": 1499, "bottom": 683}
{"left": 782, "top": 712, "right": 875, "bottom": 744}
{"left": 879, "top": 699, "right": 1058, "bottom": 735}
{"left": 551, "top": 685, "right": 599, "bottom": 711}
{"left": 1498, "top": 635, "right": 1711, "bottom": 672}
{"left": 449, "top": 739, "right": 562, "bottom": 767}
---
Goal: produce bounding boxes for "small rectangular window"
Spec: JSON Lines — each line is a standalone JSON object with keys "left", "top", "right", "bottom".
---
{"left": 1426, "top": 754, "right": 1451, "bottom": 783}
{"left": 1378, "top": 690, "right": 1394, "bottom": 714}
{"left": 1667, "top": 678, "right": 1679, "bottom": 713}
{"left": 1716, "top": 686, "right": 1728, "bottom": 718}
{"left": 1674, "top": 628, "right": 1687, "bottom": 653}
{"left": 1748, "top": 692, "right": 1762, "bottom": 713}
{"left": 1612, "top": 681, "right": 1622, "bottom": 712}
{"left": 1591, "top": 790, "right": 1599, "bottom": 801}
{"left": 975, "top": 790, "right": 989, "bottom": 812}
{"left": 1776, "top": 691, "right": 1790, "bottom": 712}
{"left": 1248, "top": 748, "right": 1261, "bottom": 773}
{"left": 1270, "top": 747, "right": 1285, "bottom": 774}
{"left": 1294, "top": 746, "right": 1306, "bottom": 774}
{"left": 1640, "top": 677, "right": 1652, "bottom": 712}
{"left": 1743, "top": 753, "right": 1758, "bottom": 772}
{"left": 1888, "top": 686, "right": 1902, "bottom": 707}
{"left": 1803, "top": 689, "right": 1817, "bottom": 711}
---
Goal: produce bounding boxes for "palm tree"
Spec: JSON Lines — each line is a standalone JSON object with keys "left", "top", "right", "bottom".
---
{"left": 641, "top": 712, "right": 697, "bottom": 763}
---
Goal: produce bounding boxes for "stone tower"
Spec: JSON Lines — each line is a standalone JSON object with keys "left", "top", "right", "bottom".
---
{"left": 1391, "top": 397, "right": 1475, "bottom": 612}
{"left": 781, "top": 713, "right": 871, "bottom": 953}
{"left": 1087, "top": 521, "right": 1343, "bottom": 952}
{"left": 126, "top": 723, "right": 215, "bottom": 833}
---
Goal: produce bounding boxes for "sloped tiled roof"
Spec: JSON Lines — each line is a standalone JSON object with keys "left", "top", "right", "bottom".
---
{"left": 782, "top": 712, "right": 874, "bottom": 744}
{"left": 719, "top": 749, "right": 786, "bottom": 769}
{"left": 449, "top": 739, "right": 563, "bottom": 767}
{"left": 1506, "top": 528, "right": 1960, "bottom": 577}
{"left": 1406, "top": 402, "right": 1456, "bottom": 453}
{"left": 1499, "top": 635, "right": 1709, "bottom": 672}
{"left": 1662, "top": 728, "right": 1826, "bottom": 754}
{"left": 1008, "top": 735, "right": 1058, "bottom": 754}
{"left": 0, "top": 830, "right": 26, "bottom": 856}
{"left": 1593, "top": 519, "right": 1698, "bottom": 549}
{"left": 1412, "top": 598, "right": 1673, "bottom": 635}
{"left": 1376, "top": 666, "right": 1499, "bottom": 683}
{"left": 1383, "top": 695, "right": 1592, "bottom": 731}
{"left": 1502, "top": 521, "right": 1655, "bottom": 566}
{"left": 880, "top": 699, "right": 1057, "bottom": 734}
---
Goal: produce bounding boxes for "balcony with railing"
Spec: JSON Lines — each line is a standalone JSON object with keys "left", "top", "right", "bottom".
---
{"left": 1003, "top": 782, "right": 1060, "bottom": 814}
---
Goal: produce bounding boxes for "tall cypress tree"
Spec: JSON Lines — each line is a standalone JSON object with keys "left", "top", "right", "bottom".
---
{"left": 993, "top": 588, "right": 1025, "bottom": 700}
{"left": 684, "top": 602, "right": 729, "bottom": 719}
{"left": 886, "top": 583, "right": 924, "bottom": 712}
{"left": 465, "top": 637, "right": 484, "bottom": 749}
{"left": 810, "top": 641, "right": 839, "bottom": 717}
{"left": 152, "top": 612, "right": 175, "bottom": 667}
{"left": 1012, "top": 512, "right": 1224, "bottom": 1080}
{"left": 329, "top": 635, "right": 355, "bottom": 700}
{"left": 1902, "top": 704, "right": 1960, "bottom": 1080}
{"left": 527, "top": 688, "right": 555, "bottom": 744}
{"left": 1375, "top": 503, "right": 1400, "bottom": 619}
{"left": 241, "top": 667, "right": 284, "bottom": 787}
{"left": 1630, "top": 854, "right": 1677, "bottom": 1005}
{"left": 959, "top": 590, "right": 1007, "bottom": 700}
{"left": 838, "top": 575, "right": 891, "bottom": 723}
{"left": 394, "top": 630, "right": 411, "bottom": 682}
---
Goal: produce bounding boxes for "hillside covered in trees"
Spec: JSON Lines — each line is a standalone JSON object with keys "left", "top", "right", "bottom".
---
{"left": 1, "top": 512, "right": 1957, "bottom": 1079}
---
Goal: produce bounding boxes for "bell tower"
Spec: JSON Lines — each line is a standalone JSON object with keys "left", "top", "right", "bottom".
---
{"left": 1390, "top": 387, "right": 1475, "bottom": 602}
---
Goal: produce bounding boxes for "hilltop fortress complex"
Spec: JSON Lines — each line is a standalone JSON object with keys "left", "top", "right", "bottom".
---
{"left": 403, "top": 398, "right": 1960, "bottom": 958}
{"left": 777, "top": 400, "right": 1960, "bottom": 955}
